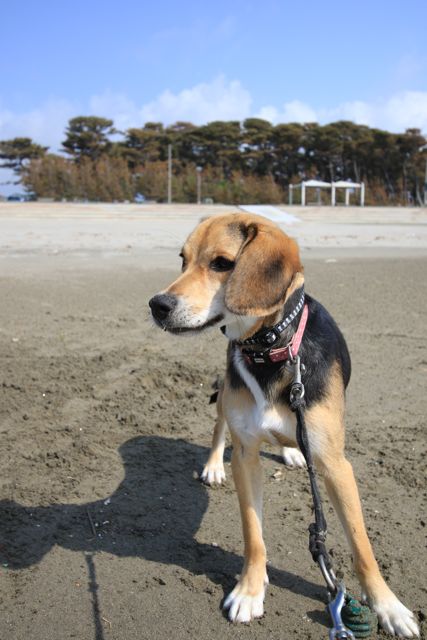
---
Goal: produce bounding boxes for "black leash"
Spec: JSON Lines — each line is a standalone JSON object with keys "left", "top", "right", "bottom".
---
{"left": 289, "top": 355, "right": 356, "bottom": 640}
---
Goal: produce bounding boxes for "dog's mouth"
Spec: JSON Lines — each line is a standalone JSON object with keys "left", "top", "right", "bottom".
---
{"left": 153, "top": 313, "right": 224, "bottom": 334}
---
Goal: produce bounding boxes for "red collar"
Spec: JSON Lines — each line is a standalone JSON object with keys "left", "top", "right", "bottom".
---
{"left": 242, "top": 303, "right": 309, "bottom": 365}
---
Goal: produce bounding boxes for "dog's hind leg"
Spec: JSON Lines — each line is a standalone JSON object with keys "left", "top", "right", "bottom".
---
{"left": 305, "top": 379, "right": 419, "bottom": 638}
{"left": 223, "top": 431, "right": 268, "bottom": 622}
{"left": 201, "top": 386, "right": 227, "bottom": 485}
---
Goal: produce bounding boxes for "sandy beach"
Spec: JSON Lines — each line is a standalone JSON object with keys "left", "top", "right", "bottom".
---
{"left": 0, "top": 204, "right": 426, "bottom": 640}
{"left": 1, "top": 203, "right": 427, "bottom": 259}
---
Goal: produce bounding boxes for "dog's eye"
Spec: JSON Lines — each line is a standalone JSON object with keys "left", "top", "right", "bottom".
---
{"left": 209, "top": 256, "right": 235, "bottom": 272}
{"left": 179, "top": 252, "right": 187, "bottom": 271}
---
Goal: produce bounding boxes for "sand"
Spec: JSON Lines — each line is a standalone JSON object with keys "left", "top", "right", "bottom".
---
{"left": 0, "top": 204, "right": 426, "bottom": 639}
{"left": 1, "top": 203, "right": 427, "bottom": 258}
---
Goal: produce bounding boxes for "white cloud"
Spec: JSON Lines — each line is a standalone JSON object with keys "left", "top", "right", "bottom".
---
{"left": 318, "top": 101, "right": 375, "bottom": 126}
{"left": 258, "top": 100, "right": 317, "bottom": 124}
{"left": 88, "top": 76, "right": 252, "bottom": 131}
{"left": 258, "top": 91, "right": 427, "bottom": 132}
{"left": 138, "top": 76, "right": 252, "bottom": 124}
{"left": 380, "top": 91, "right": 427, "bottom": 132}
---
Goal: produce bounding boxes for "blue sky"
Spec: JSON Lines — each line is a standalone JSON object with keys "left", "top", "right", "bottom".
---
{"left": 1, "top": 0, "right": 426, "bottom": 157}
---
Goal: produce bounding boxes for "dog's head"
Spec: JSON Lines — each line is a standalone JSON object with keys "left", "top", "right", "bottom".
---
{"left": 149, "top": 213, "right": 303, "bottom": 339}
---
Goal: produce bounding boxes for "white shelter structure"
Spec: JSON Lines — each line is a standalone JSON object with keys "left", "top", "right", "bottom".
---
{"left": 332, "top": 180, "right": 365, "bottom": 206}
{"left": 289, "top": 180, "right": 330, "bottom": 206}
{"left": 289, "top": 179, "right": 365, "bottom": 206}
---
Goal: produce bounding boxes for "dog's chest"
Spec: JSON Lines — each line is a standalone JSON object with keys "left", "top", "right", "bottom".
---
{"left": 228, "top": 351, "right": 297, "bottom": 447}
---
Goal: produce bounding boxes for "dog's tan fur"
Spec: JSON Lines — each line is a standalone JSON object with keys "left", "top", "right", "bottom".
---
{"left": 150, "top": 213, "right": 419, "bottom": 637}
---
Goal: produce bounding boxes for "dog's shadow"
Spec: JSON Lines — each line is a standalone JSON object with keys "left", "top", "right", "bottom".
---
{"left": 0, "top": 436, "right": 328, "bottom": 625}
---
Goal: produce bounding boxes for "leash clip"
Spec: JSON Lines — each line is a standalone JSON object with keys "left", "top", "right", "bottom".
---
{"left": 290, "top": 355, "right": 305, "bottom": 405}
{"left": 328, "top": 585, "right": 355, "bottom": 640}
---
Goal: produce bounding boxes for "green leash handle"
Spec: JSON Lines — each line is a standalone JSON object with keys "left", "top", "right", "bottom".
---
{"left": 341, "top": 594, "right": 378, "bottom": 639}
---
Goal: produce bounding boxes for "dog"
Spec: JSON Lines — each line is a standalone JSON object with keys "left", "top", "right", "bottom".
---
{"left": 149, "top": 213, "right": 419, "bottom": 638}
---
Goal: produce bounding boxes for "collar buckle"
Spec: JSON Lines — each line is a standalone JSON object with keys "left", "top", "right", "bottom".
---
{"left": 264, "top": 328, "right": 281, "bottom": 345}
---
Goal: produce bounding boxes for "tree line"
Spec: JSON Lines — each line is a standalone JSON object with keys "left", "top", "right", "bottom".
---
{"left": 1, "top": 116, "right": 426, "bottom": 205}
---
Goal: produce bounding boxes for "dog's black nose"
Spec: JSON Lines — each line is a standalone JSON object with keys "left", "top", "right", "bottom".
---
{"left": 149, "top": 293, "right": 178, "bottom": 322}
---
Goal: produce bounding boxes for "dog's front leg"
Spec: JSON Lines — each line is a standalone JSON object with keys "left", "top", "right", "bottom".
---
{"left": 320, "top": 455, "right": 419, "bottom": 638}
{"left": 306, "top": 400, "right": 419, "bottom": 638}
{"left": 223, "top": 432, "right": 268, "bottom": 622}
{"left": 201, "top": 387, "right": 227, "bottom": 485}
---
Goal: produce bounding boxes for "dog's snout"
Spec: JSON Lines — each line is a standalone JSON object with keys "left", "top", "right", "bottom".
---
{"left": 149, "top": 293, "right": 178, "bottom": 322}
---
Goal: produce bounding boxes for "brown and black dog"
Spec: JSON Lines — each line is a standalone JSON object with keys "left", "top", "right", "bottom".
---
{"left": 149, "top": 213, "right": 419, "bottom": 637}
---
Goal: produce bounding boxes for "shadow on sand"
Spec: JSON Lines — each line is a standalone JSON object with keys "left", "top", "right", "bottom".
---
{"left": 0, "top": 436, "right": 328, "bottom": 638}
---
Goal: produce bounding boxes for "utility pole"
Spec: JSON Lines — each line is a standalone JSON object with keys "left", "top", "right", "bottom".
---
{"left": 424, "top": 155, "right": 427, "bottom": 207}
{"left": 419, "top": 143, "right": 427, "bottom": 207}
{"left": 196, "top": 166, "right": 202, "bottom": 205}
{"left": 167, "top": 144, "right": 172, "bottom": 204}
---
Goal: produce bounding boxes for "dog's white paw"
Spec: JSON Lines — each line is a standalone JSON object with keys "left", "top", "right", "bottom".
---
{"left": 282, "top": 447, "right": 306, "bottom": 468}
{"left": 223, "top": 583, "right": 266, "bottom": 623}
{"left": 201, "top": 462, "right": 226, "bottom": 485}
{"left": 373, "top": 595, "right": 419, "bottom": 638}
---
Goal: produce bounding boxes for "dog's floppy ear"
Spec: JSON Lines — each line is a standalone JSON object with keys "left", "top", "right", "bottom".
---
{"left": 225, "top": 223, "right": 302, "bottom": 316}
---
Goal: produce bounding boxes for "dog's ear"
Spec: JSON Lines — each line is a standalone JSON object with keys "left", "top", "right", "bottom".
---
{"left": 225, "top": 223, "right": 302, "bottom": 316}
